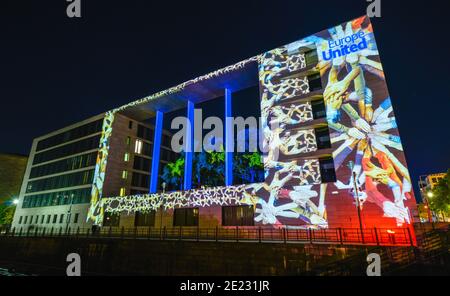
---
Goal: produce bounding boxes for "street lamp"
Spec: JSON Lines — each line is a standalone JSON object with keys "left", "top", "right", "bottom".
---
{"left": 65, "top": 193, "right": 75, "bottom": 234}
{"left": 160, "top": 182, "right": 166, "bottom": 227}
{"left": 13, "top": 199, "right": 19, "bottom": 205}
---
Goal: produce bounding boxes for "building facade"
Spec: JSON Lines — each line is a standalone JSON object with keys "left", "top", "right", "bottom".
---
{"left": 13, "top": 16, "right": 419, "bottom": 238}
{"left": 11, "top": 113, "right": 176, "bottom": 231}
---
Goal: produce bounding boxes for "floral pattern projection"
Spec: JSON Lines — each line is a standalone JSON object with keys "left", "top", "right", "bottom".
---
{"left": 308, "top": 16, "right": 416, "bottom": 227}
{"left": 87, "top": 111, "right": 115, "bottom": 225}
{"left": 257, "top": 34, "right": 328, "bottom": 229}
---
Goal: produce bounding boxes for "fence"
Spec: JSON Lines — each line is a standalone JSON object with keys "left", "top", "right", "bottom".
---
{"left": 0, "top": 226, "right": 414, "bottom": 247}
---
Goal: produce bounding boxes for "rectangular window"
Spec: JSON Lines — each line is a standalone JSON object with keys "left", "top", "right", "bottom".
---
{"left": 134, "top": 211, "right": 156, "bottom": 227}
{"left": 305, "top": 49, "right": 318, "bottom": 66}
{"left": 124, "top": 153, "right": 130, "bottom": 162}
{"left": 222, "top": 206, "right": 255, "bottom": 226}
{"left": 24, "top": 216, "right": 28, "bottom": 224}
{"left": 47, "top": 215, "right": 51, "bottom": 224}
{"left": 128, "top": 121, "right": 133, "bottom": 129}
{"left": 103, "top": 213, "right": 120, "bottom": 227}
{"left": 126, "top": 136, "right": 131, "bottom": 146}
{"left": 173, "top": 208, "right": 199, "bottom": 227}
{"left": 53, "top": 214, "right": 57, "bottom": 224}
{"left": 315, "top": 127, "right": 331, "bottom": 149}
{"left": 311, "top": 99, "right": 326, "bottom": 120}
{"left": 131, "top": 172, "right": 150, "bottom": 188}
{"left": 59, "top": 214, "right": 65, "bottom": 224}
{"left": 119, "top": 188, "right": 126, "bottom": 197}
{"left": 135, "top": 140, "right": 143, "bottom": 154}
{"left": 41, "top": 215, "right": 45, "bottom": 224}
{"left": 122, "top": 170, "right": 128, "bottom": 180}
{"left": 74, "top": 213, "right": 79, "bottom": 224}
{"left": 319, "top": 157, "right": 337, "bottom": 183}
{"left": 18, "top": 216, "right": 23, "bottom": 224}
{"left": 307, "top": 73, "right": 322, "bottom": 92}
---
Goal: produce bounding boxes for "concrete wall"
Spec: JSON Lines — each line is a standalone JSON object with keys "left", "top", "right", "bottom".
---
{"left": 0, "top": 236, "right": 384, "bottom": 276}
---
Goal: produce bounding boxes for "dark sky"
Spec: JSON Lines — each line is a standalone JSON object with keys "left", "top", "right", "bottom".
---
{"left": 1, "top": 0, "right": 449, "bottom": 198}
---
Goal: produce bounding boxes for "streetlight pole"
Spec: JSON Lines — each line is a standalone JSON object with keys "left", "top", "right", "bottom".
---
{"left": 419, "top": 175, "right": 433, "bottom": 223}
{"left": 160, "top": 182, "right": 166, "bottom": 228}
{"left": 352, "top": 172, "right": 365, "bottom": 244}
{"left": 66, "top": 194, "right": 74, "bottom": 234}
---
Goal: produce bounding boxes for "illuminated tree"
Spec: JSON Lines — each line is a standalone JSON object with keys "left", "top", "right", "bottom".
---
{"left": 429, "top": 169, "right": 450, "bottom": 218}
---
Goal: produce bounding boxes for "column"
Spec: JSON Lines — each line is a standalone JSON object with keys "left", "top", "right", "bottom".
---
{"left": 183, "top": 100, "right": 194, "bottom": 190}
{"left": 225, "top": 88, "right": 233, "bottom": 186}
{"left": 150, "top": 110, "right": 164, "bottom": 193}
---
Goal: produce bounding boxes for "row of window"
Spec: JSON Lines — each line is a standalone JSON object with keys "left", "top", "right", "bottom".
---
{"left": 33, "top": 135, "right": 101, "bottom": 165}
{"left": 17, "top": 213, "right": 80, "bottom": 225}
{"left": 103, "top": 206, "right": 255, "bottom": 227}
{"left": 131, "top": 172, "right": 150, "bottom": 189}
{"left": 22, "top": 188, "right": 92, "bottom": 208}
{"left": 36, "top": 119, "right": 103, "bottom": 152}
{"left": 29, "top": 152, "right": 97, "bottom": 179}
{"left": 136, "top": 125, "right": 172, "bottom": 148}
{"left": 26, "top": 170, "right": 94, "bottom": 193}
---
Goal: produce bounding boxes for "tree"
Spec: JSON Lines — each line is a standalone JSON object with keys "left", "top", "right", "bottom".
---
{"left": 0, "top": 204, "right": 15, "bottom": 225}
{"left": 429, "top": 169, "right": 450, "bottom": 218}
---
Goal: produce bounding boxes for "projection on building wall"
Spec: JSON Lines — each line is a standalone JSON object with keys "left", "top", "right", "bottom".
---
{"left": 96, "top": 16, "right": 417, "bottom": 230}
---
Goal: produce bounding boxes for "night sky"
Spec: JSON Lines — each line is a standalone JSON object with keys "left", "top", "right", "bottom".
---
{"left": 1, "top": 0, "right": 449, "bottom": 199}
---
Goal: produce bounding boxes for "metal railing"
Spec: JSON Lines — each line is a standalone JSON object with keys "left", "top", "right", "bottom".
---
{"left": 0, "top": 226, "right": 415, "bottom": 247}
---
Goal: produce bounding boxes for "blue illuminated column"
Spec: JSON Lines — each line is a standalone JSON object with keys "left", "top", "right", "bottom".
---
{"left": 150, "top": 110, "right": 164, "bottom": 193}
{"left": 225, "top": 88, "right": 233, "bottom": 186}
{"left": 183, "top": 100, "right": 194, "bottom": 190}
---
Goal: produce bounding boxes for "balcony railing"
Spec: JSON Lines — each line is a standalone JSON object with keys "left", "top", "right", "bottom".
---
{"left": 0, "top": 226, "right": 415, "bottom": 247}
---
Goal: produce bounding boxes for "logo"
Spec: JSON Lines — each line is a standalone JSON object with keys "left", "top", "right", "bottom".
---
{"left": 321, "top": 32, "right": 368, "bottom": 61}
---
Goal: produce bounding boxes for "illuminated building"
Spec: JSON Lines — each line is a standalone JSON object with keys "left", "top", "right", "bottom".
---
{"left": 12, "top": 16, "right": 418, "bottom": 237}
{"left": 418, "top": 173, "right": 447, "bottom": 222}
{"left": 11, "top": 114, "right": 176, "bottom": 230}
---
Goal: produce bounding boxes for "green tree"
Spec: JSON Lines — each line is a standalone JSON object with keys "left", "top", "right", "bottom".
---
{"left": 0, "top": 204, "right": 16, "bottom": 225}
{"left": 429, "top": 169, "right": 450, "bottom": 218}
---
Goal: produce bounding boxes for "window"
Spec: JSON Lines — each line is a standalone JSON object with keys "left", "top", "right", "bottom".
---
{"left": 222, "top": 206, "right": 255, "bottom": 226}
{"left": 307, "top": 73, "right": 322, "bottom": 92}
{"left": 33, "top": 135, "right": 101, "bottom": 165}
{"left": 119, "top": 188, "right": 126, "bottom": 197}
{"left": 24, "top": 216, "right": 28, "bottom": 224}
{"left": 46, "top": 215, "right": 51, "bottom": 224}
{"left": 22, "top": 188, "right": 92, "bottom": 209}
{"left": 29, "top": 152, "right": 97, "bottom": 179}
{"left": 135, "top": 211, "right": 156, "bottom": 227}
{"left": 311, "top": 99, "right": 326, "bottom": 120}
{"left": 305, "top": 49, "right": 318, "bottom": 66}
{"left": 133, "top": 156, "right": 151, "bottom": 171}
{"left": 135, "top": 140, "right": 143, "bottom": 154}
{"left": 103, "top": 213, "right": 120, "bottom": 227}
{"left": 315, "top": 127, "right": 331, "bottom": 149}
{"left": 41, "top": 215, "right": 45, "bottom": 224}
{"left": 74, "top": 213, "right": 79, "bottom": 224}
{"left": 126, "top": 136, "right": 131, "bottom": 146}
{"left": 25, "top": 170, "right": 95, "bottom": 194}
{"left": 129, "top": 121, "right": 133, "bottom": 129}
{"left": 124, "top": 153, "right": 130, "bottom": 162}
{"left": 59, "top": 214, "right": 65, "bottom": 224}
{"left": 131, "top": 172, "right": 150, "bottom": 189}
{"left": 137, "top": 125, "right": 154, "bottom": 140}
{"left": 319, "top": 158, "right": 337, "bottom": 183}
{"left": 173, "top": 208, "right": 199, "bottom": 227}
{"left": 53, "top": 214, "right": 57, "bottom": 224}
{"left": 18, "top": 216, "right": 23, "bottom": 224}
{"left": 35, "top": 119, "right": 103, "bottom": 152}
{"left": 122, "top": 170, "right": 128, "bottom": 180}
